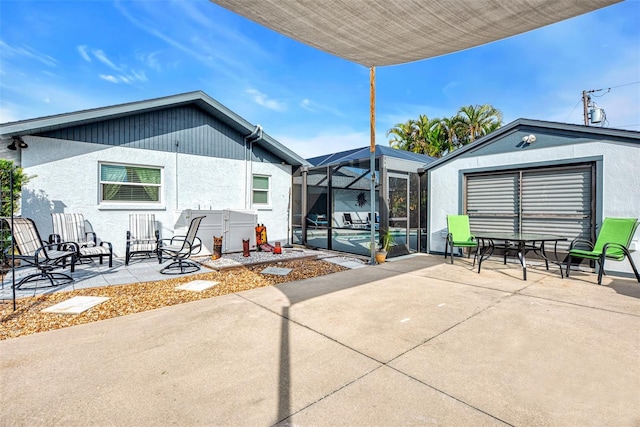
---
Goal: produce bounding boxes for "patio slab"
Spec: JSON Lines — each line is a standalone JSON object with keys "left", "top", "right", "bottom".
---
{"left": 278, "top": 366, "right": 507, "bottom": 426}
{"left": 0, "top": 293, "right": 380, "bottom": 426}
{"left": 241, "top": 266, "right": 510, "bottom": 362}
{"left": 1, "top": 254, "right": 638, "bottom": 426}
{"left": 389, "top": 292, "right": 640, "bottom": 426}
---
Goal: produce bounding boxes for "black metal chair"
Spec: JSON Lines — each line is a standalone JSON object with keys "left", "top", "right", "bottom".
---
{"left": 157, "top": 216, "right": 204, "bottom": 274}
{"left": 49, "top": 213, "right": 113, "bottom": 267}
{"left": 126, "top": 214, "right": 160, "bottom": 265}
{"left": 3, "top": 217, "right": 77, "bottom": 289}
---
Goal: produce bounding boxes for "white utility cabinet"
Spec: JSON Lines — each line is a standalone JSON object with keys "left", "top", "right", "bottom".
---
{"left": 178, "top": 209, "right": 258, "bottom": 255}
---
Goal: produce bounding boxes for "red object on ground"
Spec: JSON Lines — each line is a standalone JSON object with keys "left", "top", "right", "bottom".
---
{"left": 242, "top": 239, "right": 250, "bottom": 257}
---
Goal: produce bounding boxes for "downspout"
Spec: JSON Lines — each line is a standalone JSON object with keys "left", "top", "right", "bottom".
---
{"left": 244, "top": 125, "right": 263, "bottom": 209}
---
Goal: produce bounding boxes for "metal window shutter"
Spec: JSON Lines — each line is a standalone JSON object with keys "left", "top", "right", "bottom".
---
{"left": 466, "top": 173, "right": 519, "bottom": 233}
{"left": 521, "top": 166, "right": 592, "bottom": 251}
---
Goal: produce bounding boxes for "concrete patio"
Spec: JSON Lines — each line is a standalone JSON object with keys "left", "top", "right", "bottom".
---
{"left": 1, "top": 254, "right": 639, "bottom": 426}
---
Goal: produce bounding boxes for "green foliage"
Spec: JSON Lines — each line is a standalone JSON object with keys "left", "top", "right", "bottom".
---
{"left": 379, "top": 228, "right": 393, "bottom": 252}
{"left": 1, "top": 160, "right": 31, "bottom": 261}
{"left": 0, "top": 160, "right": 30, "bottom": 217}
{"left": 386, "top": 104, "right": 503, "bottom": 158}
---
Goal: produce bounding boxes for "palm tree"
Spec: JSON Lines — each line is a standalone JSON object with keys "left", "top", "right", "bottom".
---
{"left": 388, "top": 104, "right": 502, "bottom": 157}
{"left": 457, "top": 104, "right": 503, "bottom": 143}
{"left": 437, "top": 116, "right": 462, "bottom": 154}
{"left": 387, "top": 119, "right": 418, "bottom": 152}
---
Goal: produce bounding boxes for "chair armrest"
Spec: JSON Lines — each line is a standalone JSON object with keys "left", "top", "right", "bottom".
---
{"left": 98, "top": 241, "right": 113, "bottom": 251}
{"left": 191, "top": 237, "right": 202, "bottom": 255}
{"left": 569, "top": 238, "right": 594, "bottom": 251}
{"left": 34, "top": 242, "right": 78, "bottom": 266}
{"left": 85, "top": 231, "right": 98, "bottom": 245}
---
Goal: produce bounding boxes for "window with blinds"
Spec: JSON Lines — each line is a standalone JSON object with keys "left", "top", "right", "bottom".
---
{"left": 252, "top": 175, "right": 270, "bottom": 205}
{"left": 100, "top": 163, "right": 162, "bottom": 203}
{"left": 465, "top": 164, "right": 594, "bottom": 250}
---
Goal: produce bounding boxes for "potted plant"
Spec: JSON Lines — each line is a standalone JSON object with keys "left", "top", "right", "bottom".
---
{"left": 375, "top": 228, "right": 393, "bottom": 264}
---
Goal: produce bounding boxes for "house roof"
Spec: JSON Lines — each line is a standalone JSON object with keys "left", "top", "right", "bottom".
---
{"left": 0, "top": 91, "right": 310, "bottom": 167}
{"left": 211, "top": 0, "right": 619, "bottom": 67}
{"left": 307, "top": 144, "right": 435, "bottom": 167}
{"left": 424, "top": 118, "right": 640, "bottom": 171}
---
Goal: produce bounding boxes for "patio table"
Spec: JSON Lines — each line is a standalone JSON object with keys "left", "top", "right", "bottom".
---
{"left": 474, "top": 232, "right": 567, "bottom": 281}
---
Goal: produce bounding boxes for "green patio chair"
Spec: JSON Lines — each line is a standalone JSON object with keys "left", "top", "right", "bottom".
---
{"left": 566, "top": 217, "right": 640, "bottom": 285}
{"left": 445, "top": 214, "right": 478, "bottom": 265}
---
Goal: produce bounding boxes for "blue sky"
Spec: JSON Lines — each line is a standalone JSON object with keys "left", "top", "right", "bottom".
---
{"left": 1, "top": 0, "right": 639, "bottom": 158}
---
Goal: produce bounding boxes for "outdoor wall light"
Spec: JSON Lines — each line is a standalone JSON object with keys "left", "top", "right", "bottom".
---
{"left": 522, "top": 134, "right": 536, "bottom": 144}
{"left": 7, "top": 136, "right": 28, "bottom": 150}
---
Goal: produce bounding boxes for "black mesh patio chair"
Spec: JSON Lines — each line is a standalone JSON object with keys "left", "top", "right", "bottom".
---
{"left": 49, "top": 213, "right": 113, "bottom": 267}
{"left": 3, "top": 217, "right": 77, "bottom": 289}
{"left": 126, "top": 213, "right": 160, "bottom": 265}
{"left": 157, "top": 216, "right": 204, "bottom": 274}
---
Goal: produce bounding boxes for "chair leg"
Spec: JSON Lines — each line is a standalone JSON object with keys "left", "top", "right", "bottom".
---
{"left": 630, "top": 259, "right": 640, "bottom": 283}
{"left": 597, "top": 254, "right": 607, "bottom": 285}
{"left": 444, "top": 237, "right": 449, "bottom": 260}
{"left": 450, "top": 242, "right": 454, "bottom": 264}
{"left": 566, "top": 255, "right": 572, "bottom": 278}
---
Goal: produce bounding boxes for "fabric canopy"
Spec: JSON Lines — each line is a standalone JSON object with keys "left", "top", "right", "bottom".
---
{"left": 211, "top": 0, "right": 619, "bottom": 67}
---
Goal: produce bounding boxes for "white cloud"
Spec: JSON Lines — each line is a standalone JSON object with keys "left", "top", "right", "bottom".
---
{"left": 137, "top": 51, "right": 162, "bottom": 71}
{"left": 77, "top": 45, "right": 91, "bottom": 62}
{"left": 92, "top": 49, "right": 121, "bottom": 71}
{"left": 246, "top": 89, "right": 286, "bottom": 112}
{"left": 99, "top": 74, "right": 119, "bottom": 84}
{"left": 299, "top": 98, "right": 345, "bottom": 117}
{"left": 0, "top": 40, "right": 57, "bottom": 67}
{"left": 131, "top": 69, "right": 147, "bottom": 82}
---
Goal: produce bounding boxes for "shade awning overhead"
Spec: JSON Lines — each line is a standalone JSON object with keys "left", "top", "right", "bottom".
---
{"left": 211, "top": 0, "right": 619, "bottom": 67}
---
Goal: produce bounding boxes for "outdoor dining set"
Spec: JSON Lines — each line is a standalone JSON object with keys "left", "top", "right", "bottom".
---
{"left": 444, "top": 214, "right": 640, "bottom": 284}
{"left": 1, "top": 213, "right": 206, "bottom": 290}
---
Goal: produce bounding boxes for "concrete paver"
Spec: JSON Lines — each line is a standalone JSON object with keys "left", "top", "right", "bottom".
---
{"left": 1, "top": 254, "right": 639, "bottom": 426}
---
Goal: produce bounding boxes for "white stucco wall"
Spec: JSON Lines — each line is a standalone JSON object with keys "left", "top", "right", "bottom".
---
{"left": 428, "top": 140, "right": 640, "bottom": 276}
{"left": 20, "top": 136, "right": 292, "bottom": 256}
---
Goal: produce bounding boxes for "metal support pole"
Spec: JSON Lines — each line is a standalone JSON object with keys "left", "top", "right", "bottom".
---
{"left": 369, "top": 66, "right": 376, "bottom": 265}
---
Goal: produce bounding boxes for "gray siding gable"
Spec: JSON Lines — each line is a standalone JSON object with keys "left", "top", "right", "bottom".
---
{"left": 1, "top": 91, "right": 310, "bottom": 166}
{"left": 36, "top": 105, "right": 282, "bottom": 163}
{"left": 426, "top": 119, "right": 640, "bottom": 171}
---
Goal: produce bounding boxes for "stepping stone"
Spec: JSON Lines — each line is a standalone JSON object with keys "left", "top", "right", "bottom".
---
{"left": 176, "top": 280, "right": 219, "bottom": 292}
{"left": 336, "top": 260, "right": 366, "bottom": 269}
{"left": 260, "top": 267, "right": 292, "bottom": 276}
{"left": 42, "top": 296, "right": 110, "bottom": 314}
{"left": 323, "top": 257, "right": 366, "bottom": 269}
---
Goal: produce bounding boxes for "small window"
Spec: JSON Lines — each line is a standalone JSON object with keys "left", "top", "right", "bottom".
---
{"left": 252, "top": 175, "right": 270, "bottom": 205}
{"left": 100, "top": 163, "right": 162, "bottom": 203}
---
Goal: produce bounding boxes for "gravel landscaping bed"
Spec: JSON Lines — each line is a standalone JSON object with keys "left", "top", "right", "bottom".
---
{"left": 0, "top": 258, "right": 347, "bottom": 341}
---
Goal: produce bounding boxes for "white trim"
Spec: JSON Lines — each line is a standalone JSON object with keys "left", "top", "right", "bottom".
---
{"left": 98, "top": 162, "right": 164, "bottom": 206}
{"left": 252, "top": 174, "right": 271, "bottom": 208}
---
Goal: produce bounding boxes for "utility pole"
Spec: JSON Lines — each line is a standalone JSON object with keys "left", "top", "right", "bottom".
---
{"left": 582, "top": 88, "right": 608, "bottom": 126}
{"left": 582, "top": 90, "right": 590, "bottom": 126}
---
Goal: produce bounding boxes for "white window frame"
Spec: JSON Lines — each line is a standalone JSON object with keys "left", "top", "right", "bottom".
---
{"left": 99, "top": 162, "right": 164, "bottom": 207}
{"left": 252, "top": 174, "right": 271, "bottom": 207}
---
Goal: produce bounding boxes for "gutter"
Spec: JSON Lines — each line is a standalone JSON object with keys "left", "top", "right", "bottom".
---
{"left": 244, "top": 125, "right": 263, "bottom": 209}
